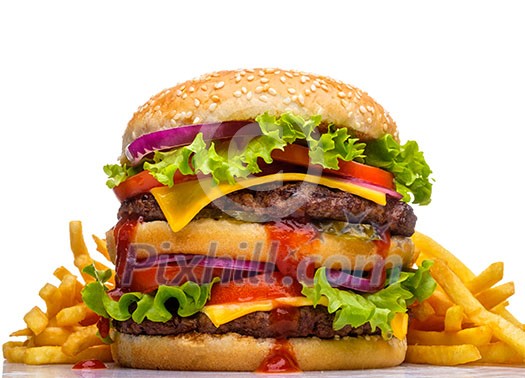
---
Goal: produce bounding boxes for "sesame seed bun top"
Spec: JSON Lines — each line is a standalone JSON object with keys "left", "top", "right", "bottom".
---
{"left": 122, "top": 68, "right": 398, "bottom": 159}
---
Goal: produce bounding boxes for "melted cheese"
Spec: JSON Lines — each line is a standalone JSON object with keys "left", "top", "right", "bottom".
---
{"left": 202, "top": 297, "right": 329, "bottom": 328}
{"left": 151, "top": 173, "right": 386, "bottom": 233}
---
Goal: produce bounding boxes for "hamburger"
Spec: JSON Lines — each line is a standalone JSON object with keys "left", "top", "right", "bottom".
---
{"left": 83, "top": 68, "right": 436, "bottom": 371}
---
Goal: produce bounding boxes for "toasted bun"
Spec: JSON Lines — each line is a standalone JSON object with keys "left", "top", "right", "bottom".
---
{"left": 122, "top": 68, "right": 398, "bottom": 160}
{"left": 111, "top": 331, "right": 406, "bottom": 371}
{"left": 106, "top": 219, "right": 417, "bottom": 269}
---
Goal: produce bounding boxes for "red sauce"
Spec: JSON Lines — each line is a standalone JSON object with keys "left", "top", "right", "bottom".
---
{"left": 114, "top": 217, "right": 139, "bottom": 288}
{"left": 96, "top": 316, "right": 110, "bottom": 339}
{"left": 269, "top": 306, "right": 299, "bottom": 338}
{"left": 256, "top": 339, "right": 301, "bottom": 373}
{"left": 373, "top": 230, "right": 391, "bottom": 259}
{"left": 72, "top": 359, "right": 107, "bottom": 369}
{"left": 265, "top": 220, "right": 320, "bottom": 281}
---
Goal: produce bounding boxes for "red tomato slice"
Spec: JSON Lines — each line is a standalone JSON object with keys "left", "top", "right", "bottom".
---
{"left": 271, "top": 144, "right": 394, "bottom": 189}
{"left": 207, "top": 273, "right": 303, "bottom": 305}
{"left": 113, "top": 170, "right": 198, "bottom": 202}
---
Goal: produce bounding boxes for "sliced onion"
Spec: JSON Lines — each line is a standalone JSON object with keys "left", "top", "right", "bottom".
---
{"left": 125, "top": 121, "right": 259, "bottom": 165}
{"left": 326, "top": 268, "right": 386, "bottom": 293}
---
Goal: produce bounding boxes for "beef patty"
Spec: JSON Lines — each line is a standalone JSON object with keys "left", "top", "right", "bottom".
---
{"left": 114, "top": 306, "right": 379, "bottom": 339}
{"left": 118, "top": 182, "right": 416, "bottom": 236}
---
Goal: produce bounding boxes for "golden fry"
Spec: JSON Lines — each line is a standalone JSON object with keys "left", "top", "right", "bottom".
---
{"left": 406, "top": 344, "right": 481, "bottom": 365}
{"left": 477, "top": 342, "right": 525, "bottom": 364}
{"left": 61, "top": 324, "right": 103, "bottom": 356}
{"left": 23, "top": 345, "right": 112, "bottom": 365}
{"left": 23, "top": 307, "right": 48, "bottom": 336}
{"left": 92, "top": 234, "right": 111, "bottom": 261}
{"left": 57, "top": 274, "right": 80, "bottom": 309}
{"left": 38, "top": 283, "right": 63, "bottom": 319}
{"left": 465, "top": 262, "right": 504, "bottom": 295}
{"left": 476, "top": 282, "right": 515, "bottom": 310}
{"left": 407, "top": 326, "right": 492, "bottom": 347}
{"left": 425, "top": 290, "right": 454, "bottom": 316}
{"left": 412, "top": 231, "right": 475, "bottom": 282}
{"left": 56, "top": 303, "right": 91, "bottom": 327}
{"left": 33, "top": 327, "right": 72, "bottom": 347}
{"left": 9, "top": 329, "right": 33, "bottom": 337}
{"left": 411, "top": 300, "right": 435, "bottom": 321}
{"left": 444, "top": 305, "right": 464, "bottom": 332}
{"left": 2, "top": 342, "right": 26, "bottom": 363}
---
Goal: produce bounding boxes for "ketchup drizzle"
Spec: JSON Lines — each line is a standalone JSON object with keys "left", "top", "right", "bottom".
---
{"left": 114, "top": 217, "right": 139, "bottom": 288}
{"left": 256, "top": 339, "right": 301, "bottom": 373}
{"left": 72, "top": 359, "right": 107, "bottom": 369}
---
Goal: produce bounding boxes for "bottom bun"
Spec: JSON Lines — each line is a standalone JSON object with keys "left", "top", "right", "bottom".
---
{"left": 111, "top": 331, "right": 407, "bottom": 371}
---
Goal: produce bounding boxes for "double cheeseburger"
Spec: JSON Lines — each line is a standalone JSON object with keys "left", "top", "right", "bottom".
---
{"left": 83, "top": 68, "right": 435, "bottom": 371}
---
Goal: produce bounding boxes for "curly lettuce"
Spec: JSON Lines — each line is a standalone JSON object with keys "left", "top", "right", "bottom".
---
{"left": 364, "top": 135, "right": 433, "bottom": 205}
{"left": 301, "top": 260, "right": 436, "bottom": 338}
{"left": 81, "top": 265, "right": 219, "bottom": 324}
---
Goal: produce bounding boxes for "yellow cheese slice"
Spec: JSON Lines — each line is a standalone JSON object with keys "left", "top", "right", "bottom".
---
{"left": 151, "top": 173, "right": 386, "bottom": 233}
{"left": 391, "top": 312, "right": 408, "bottom": 340}
{"left": 202, "top": 296, "right": 329, "bottom": 328}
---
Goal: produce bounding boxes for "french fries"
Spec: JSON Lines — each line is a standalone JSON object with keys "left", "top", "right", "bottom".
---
{"left": 409, "top": 231, "right": 525, "bottom": 366}
{"left": 2, "top": 221, "right": 114, "bottom": 365}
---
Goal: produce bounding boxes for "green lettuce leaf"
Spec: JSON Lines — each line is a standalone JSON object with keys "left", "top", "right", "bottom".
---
{"left": 103, "top": 164, "right": 141, "bottom": 189}
{"left": 301, "top": 261, "right": 436, "bottom": 338}
{"left": 81, "top": 265, "right": 219, "bottom": 324}
{"left": 364, "top": 134, "right": 433, "bottom": 205}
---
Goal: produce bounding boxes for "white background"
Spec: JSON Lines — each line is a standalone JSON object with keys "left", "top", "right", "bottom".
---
{"left": 1, "top": 0, "right": 524, "bottom": 348}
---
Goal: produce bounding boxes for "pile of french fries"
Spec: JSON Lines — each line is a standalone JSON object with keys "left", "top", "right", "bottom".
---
{"left": 2, "top": 221, "right": 115, "bottom": 365}
{"left": 407, "top": 232, "right": 525, "bottom": 365}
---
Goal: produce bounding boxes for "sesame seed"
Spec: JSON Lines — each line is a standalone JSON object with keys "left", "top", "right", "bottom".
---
{"left": 258, "top": 70, "right": 265, "bottom": 76}
{"left": 305, "top": 89, "right": 311, "bottom": 96}
{"left": 310, "top": 84, "right": 317, "bottom": 92}
{"left": 214, "top": 81, "right": 225, "bottom": 89}
{"left": 235, "top": 75, "right": 242, "bottom": 83}
{"left": 208, "top": 103, "right": 218, "bottom": 111}
{"left": 182, "top": 93, "right": 188, "bottom": 99}
{"left": 247, "top": 75, "right": 255, "bottom": 81}
{"left": 201, "top": 85, "right": 208, "bottom": 91}
{"left": 211, "top": 95, "right": 220, "bottom": 102}
{"left": 174, "top": 113, "right": 182, "bottom": 120}
{"left": 246, "top": 91, "right": 253, "bottom": 100}
{"left": 189, "top": 86, "right": 195, "bottom": 93}
{"left": 347, "top": 111, "right": 353, "bottom": 118}
{"left": 338, "top": 91, "right": 346, "bottom": 98}
{"left": 280, "top": 76, "right": 286, "bottom": 83}
{"left": 283, "top": 97, "right": 291, "bottom": 104}
{"left": 259, "top": 95, "right": 268, "bottom": 102}
{"left": 154, "top": 105, "right": 161, "bottom": 111}
{"left": 359, "top": 105, "right": 367, "bottom": 114}
{"left": 268, "top": 88, "right": 277, "bottom": 96}
{"left": 212, "top": 72, "right": 220, "bottom": 77}
{"left": 292, "top": 95, "right": 297, "bottom": 102}
{"left": 170, "top": 119, "right": 177, "bottom": 126}
{"left": 260, "top": 77, "right": 269, "bottom": 83}
{"left": 285, "top": 72, "right": 293, "bottom": 78}
{"left": 176, "top": 89, "right": 183, "bottom": 97}
{"left": 233, "top": 90, "right": 242, "bottom": 98}
{"left": 320, "top": 84, "right": 329, "bottom": 92}
{"left": 301, "top": 75, "right": 309, "bottom": 83}
{"left": 193, "top": 116, "right": 201, "bottom": 124}
{"left": 313, "top": 80, "right": 320, "bottom": 87}
{"left": 194, "top": 98, "right": 200, "bottom": 107}
{"left": 241, "top": 86, "right": 247, "bottom": 94}
{"left": 367, "top": 105, "right": 375, "bottom": 114}
{"left": 255, "top": 86, "right": 264, "bottom": 93}
{"left": 180, "top": 85, "right": 186, "bottom": 90}
{"left": 367, "top": 117, "right": 373, "bottom": 123}
{"left": 185, "top": 111, "right": 193, "bottom": 118}
{"left": 297, "top": 94, "right": 305, "bottom": 105}
{"left": 347, "top": 91, "right": 353, "bottom": 98}
{"left": 287, "top": 88, "right": 296, "bottom": 94}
